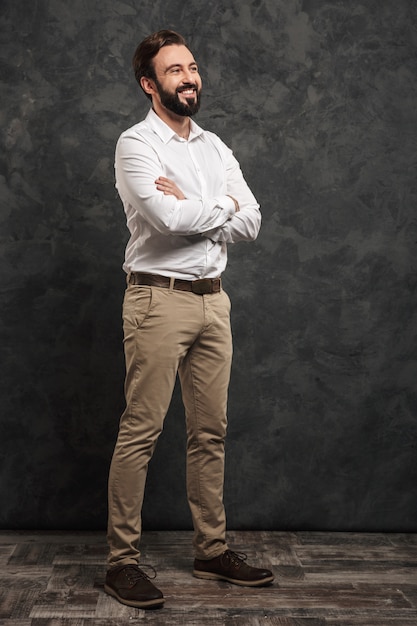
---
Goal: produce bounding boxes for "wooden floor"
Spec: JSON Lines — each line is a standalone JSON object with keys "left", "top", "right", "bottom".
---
{"left": 0, "top": 530, "right": 416, "bottom": 625}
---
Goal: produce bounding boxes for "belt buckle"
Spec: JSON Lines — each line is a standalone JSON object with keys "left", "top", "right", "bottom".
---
{"left": 191, "top": 278, "right": 212, "bottom": 295}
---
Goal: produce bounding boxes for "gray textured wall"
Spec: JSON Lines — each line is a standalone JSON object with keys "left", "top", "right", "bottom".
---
{"left": 1, "top": 0, "right": 416, "bottom": 532}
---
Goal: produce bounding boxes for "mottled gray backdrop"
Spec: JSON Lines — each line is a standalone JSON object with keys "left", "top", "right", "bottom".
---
{"left": 1, "top": 0, "right": 416, "bottom": 531}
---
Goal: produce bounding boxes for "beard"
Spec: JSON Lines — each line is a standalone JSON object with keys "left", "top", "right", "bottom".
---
{"left": 154, "top": 79, "right": 201, "bottom": 117}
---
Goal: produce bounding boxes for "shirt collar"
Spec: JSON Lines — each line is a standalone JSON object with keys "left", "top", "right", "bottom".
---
{"left": 145, "top": 107, "right": 205, "bottom": 143}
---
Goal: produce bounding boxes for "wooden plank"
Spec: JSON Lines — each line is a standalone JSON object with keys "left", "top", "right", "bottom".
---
{"left": 29, "top": 591, "right": 100, "bottom": 619}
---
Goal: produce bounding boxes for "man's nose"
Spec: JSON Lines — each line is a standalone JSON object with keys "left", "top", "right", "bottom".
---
{"left": 182, "top": 69, "right": 194, "bottom": 83}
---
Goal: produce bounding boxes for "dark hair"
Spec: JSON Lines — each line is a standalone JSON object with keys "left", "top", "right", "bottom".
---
{"left": 132, "top": 30, "right": 189, "bottom": 100}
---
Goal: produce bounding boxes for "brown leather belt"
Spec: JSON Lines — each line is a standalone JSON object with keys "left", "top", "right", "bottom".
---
{"left": 129, "top": 272, "right": 222, "bottom": 295}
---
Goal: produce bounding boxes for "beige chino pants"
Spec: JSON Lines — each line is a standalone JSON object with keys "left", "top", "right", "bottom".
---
{"left": 107, "top": 282, "right": 233, "bottom": 566}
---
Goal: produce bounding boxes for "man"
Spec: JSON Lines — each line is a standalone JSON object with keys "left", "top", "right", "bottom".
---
{"left": 105, "top": 30, "right": 273, "bottom": 609}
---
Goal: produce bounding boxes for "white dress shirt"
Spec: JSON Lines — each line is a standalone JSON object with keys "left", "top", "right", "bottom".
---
{"left": 115, "top": 108, "right": 261, "bottom": 279}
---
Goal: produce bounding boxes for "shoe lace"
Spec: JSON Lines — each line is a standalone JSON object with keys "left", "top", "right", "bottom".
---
{"left": 124, "top": 564, "right": 157, "bottom": 585}
{"left": 223, "top": 550, "right": 248, "bottom": 568}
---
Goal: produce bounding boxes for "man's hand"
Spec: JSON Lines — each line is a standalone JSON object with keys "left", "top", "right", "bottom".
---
{"left": 155, "top": 176, "right": 185, "bottom": 200}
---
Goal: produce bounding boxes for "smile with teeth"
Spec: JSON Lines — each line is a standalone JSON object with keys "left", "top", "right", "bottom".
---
{"left": 178, "top": 86, "right": 196, "bottom": 97}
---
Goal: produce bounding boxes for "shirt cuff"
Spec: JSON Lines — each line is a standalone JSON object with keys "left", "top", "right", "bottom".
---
{"left": 215, "top": 195, "right": 236, "bottom": 218}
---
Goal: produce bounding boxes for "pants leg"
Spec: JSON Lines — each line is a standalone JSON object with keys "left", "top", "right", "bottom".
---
{"left": 107, "top": 285, "right": 194, "bottom": 566}
{"left": 179, "top": 289, "right": 233, "bottom": 559}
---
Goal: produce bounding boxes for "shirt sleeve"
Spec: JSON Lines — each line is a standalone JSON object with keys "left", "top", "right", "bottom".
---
{"left": 201, "top": 139, "right": 262, "bottom": 243}
{"left": 115, "top": 133, "right": 236, "bottom": 236}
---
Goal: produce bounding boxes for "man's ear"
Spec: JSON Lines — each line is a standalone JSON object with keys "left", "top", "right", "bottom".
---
{"left": 140, "top": 76, "right": 156, "bottom": 97}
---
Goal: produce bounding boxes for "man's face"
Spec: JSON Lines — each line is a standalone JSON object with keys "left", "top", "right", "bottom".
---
{"left": 149, "top": 44, "right": 202, "bottom": 117}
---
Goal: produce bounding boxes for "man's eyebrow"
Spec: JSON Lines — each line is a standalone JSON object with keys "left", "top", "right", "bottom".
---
{"left": 164, "top": 62, "right": 198, "bottom": 72}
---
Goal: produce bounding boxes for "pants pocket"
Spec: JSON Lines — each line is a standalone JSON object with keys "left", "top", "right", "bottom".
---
{"left": 123, "top": 286, "right": 153, "bottom": 330}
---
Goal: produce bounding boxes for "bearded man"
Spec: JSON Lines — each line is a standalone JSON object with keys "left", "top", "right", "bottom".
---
{"left": 105, "top": 29, "right": 273, "bottom": 609}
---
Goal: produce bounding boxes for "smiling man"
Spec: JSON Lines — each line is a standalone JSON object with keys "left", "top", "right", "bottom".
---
{"left": 105, "top": 30, "right": 273, "bottom": 610}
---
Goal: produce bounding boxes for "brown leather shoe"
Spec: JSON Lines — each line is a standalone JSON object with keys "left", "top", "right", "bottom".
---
{"left": 193, "top": 549, "right": 274, "bottom": 587}
{"left": 104, "top": 564, "right": 164, "bottom": 609}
